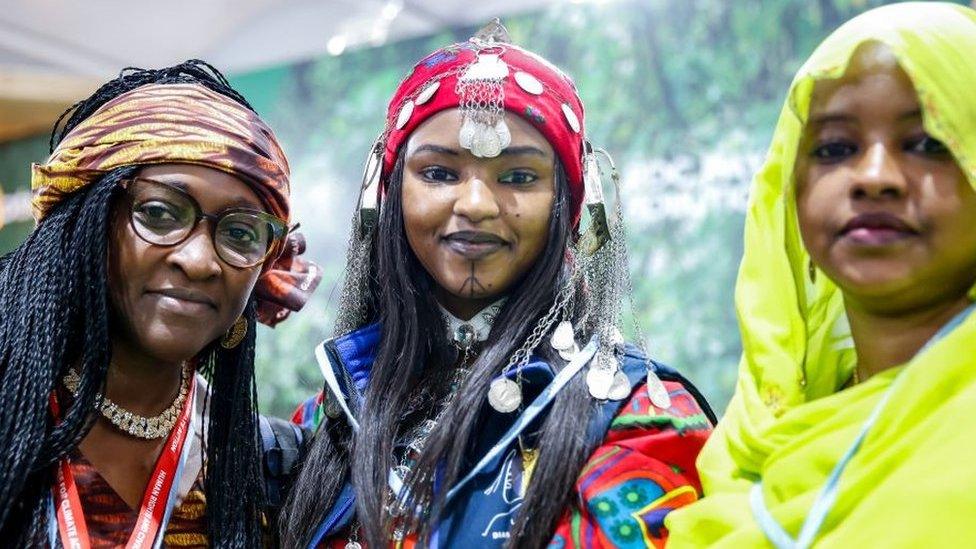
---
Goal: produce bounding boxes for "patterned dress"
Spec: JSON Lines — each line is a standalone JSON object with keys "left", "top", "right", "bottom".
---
{"left": 68, "top": 450, "right": 209, "bottom": 548}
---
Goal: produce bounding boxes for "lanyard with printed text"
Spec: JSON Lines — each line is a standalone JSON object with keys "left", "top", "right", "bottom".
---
{"left": 49, "top": 376, "right": 197, "bottom": 549}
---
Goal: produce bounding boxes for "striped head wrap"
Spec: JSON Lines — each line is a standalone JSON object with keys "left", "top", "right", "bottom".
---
{"left": 31, "top": 82, "right": 319, "bottom": 326}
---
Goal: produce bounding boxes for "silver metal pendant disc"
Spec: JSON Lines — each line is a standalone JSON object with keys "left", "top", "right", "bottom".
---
{"left": 646, "top": 370, "right": 672, "bottom": 409}
{"left": 514, "top": 71, "right": 544, "bottom": 95}
{"left": 550, "top": 320, "right": 575, "bottom": 351}
{"left": 459, "top": 117, "right": 477, "bottom": 149}
{"left": 472, "top": 125, "right": 502, "bottom": 157}
{"left": 586, "top": 367, "right": 615, "bottom": 400}
{"left": 494, "top": 119, "right": 512, "bottom": 149}
{"left": 488, "top": 377, "right": 522, "bottom": 413}
{"left": 395, "top": 100, "right": 415, "bottom": 129}
{"left": 415, "top": 80, "right": 440, "bottom": 105}
{"left": 607, "top": 371, "right": 631, "bottom": 401}
{"left": 562, "top": 103, "right": 581, "bottom": 133}
{"left": 558, "top": 343, "right": 579, "bottom": 361}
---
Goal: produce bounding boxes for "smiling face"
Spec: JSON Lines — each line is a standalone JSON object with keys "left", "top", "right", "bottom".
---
{"left": 109, "top": 164, "right": 266, "bottom": 363}
{"left": 796, "top": 46, "right": 976, "bottom": 313}
{"left": 401, "top": 109, "right": 556, "bottom": 318}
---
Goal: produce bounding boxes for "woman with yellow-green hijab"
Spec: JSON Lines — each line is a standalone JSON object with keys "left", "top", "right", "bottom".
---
{"left": 666, "top": 2, "right": 976, "bottom": 547}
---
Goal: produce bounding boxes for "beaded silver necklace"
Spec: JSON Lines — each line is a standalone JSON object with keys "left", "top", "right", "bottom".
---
{"left": 62, "top": 363, "right": 192, "bottom": 440}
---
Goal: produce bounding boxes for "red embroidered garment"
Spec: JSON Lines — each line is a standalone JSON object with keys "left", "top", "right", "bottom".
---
{"left": 295, "top": 379, "right": 711, "bottom": 548}
{"left": 549, "top": 380, "right": 711, "bottom": 548}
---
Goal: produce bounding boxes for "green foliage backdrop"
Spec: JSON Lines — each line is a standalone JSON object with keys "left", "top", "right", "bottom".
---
{"left": 0, "top": 0, "right": 958, "bottom": 418}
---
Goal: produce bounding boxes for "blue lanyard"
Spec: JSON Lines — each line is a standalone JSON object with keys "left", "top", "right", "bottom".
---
{"left": 751, "top": 304, "right": 975, "bottom": 548}
{"left": 444, "top": 337, "right": 598, "bottom": 504}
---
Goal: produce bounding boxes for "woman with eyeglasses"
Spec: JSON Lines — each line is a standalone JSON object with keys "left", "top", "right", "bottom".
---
{"left": 0, "top": 61, "right": 319, "bottom": 547}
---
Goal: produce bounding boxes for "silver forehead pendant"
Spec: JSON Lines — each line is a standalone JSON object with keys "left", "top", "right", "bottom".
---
{"left": 488, "top": 377, "right": 522, "bottom": 413}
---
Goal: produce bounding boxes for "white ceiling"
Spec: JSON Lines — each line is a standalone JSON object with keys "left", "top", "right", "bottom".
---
{"left": 0, "top": 0, "right": 556, "bottom": 141}
{"left": 0, "top": 0, "right": 557, "bottom": 76}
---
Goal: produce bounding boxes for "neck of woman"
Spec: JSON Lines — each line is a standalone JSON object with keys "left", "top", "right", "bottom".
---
{"left": 103, "top": 336, "right": 186, "bottom": 416}
{"left": 435, "top": 288, "right": 503, "bottom": 321}
{"left": 846, "top": 292, "right": 972, "bottom": 380}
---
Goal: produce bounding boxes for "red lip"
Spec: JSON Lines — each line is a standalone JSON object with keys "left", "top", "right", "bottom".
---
{"left": 839, "top": 212, "right": 919, "bottom": 246}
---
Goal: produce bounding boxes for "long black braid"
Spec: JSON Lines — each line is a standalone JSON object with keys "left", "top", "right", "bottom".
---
{"left": 0, "top": 60, "right": 265, "bottom": 547}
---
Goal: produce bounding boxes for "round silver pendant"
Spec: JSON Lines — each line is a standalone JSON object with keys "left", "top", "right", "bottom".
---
{"left": 607, "top": 371, "right": 631, "bottom": 401}
{"left": 471, "top": 122, "right": 502, "bottom": 158}
{"left": 395, "top": 99, "right": 415, "bottom": 129}
{"left": 345, "top": 542, "right": 363, "bottom": 549}
{"left": 488, "top": 377, "right": 522, "bottom": 413}
{"left": 586, "top": 367, "right": 615, "bottom": 400}
{"left": 562, "top": 103, "right": 581, "bottom": 133}
{"left": 494, "top": 119, "right": 512, "bottom": 149}
{"left": 514, "top": 71, "right": 544, "bottom": 95}
{"left": 558, "top": 343, "right": 579, "bottom": 362}
{"left": 414, "top": 80, "right": 440, "bottom": 105}
{"left": 459, "top": 117, "right": 477, "bottom": 149}
{"left": 550, "top": 320, "right": 575, "bottom": 351}
{"left": 646, "top": 370, "right": 672, "bottom": 409}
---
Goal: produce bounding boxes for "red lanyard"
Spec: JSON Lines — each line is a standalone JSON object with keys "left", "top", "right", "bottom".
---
{"left": 50, "top": 376, "right": 196, "bottom": 549}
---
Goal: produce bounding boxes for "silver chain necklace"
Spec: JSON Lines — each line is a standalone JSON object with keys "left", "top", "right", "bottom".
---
{"left": 62, "top": 363, "right": 192, "bottom": 440}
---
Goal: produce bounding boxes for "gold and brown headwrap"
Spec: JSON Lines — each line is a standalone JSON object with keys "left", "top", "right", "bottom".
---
{"left": 31, "top": 82, "right": 320, "bottom": 326}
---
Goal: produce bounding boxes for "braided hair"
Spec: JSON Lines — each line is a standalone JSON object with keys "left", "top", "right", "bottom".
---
{"left": 0, "top": 60, "right": 265, "bottom": 547}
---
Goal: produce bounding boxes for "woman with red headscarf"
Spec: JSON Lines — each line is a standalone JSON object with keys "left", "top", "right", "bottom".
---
{"left": 0, "top": 61, "right": 319, "bottom": 547}
{"left": 282, "top": 23, "right": 714, "bottom": 548}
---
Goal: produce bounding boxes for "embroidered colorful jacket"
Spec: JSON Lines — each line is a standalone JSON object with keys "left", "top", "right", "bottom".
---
{"left": 293, "top": 324, "right": 715, "bottom": 548}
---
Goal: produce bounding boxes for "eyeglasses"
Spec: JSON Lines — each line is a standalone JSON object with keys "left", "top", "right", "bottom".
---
{"left": 122, "top": 177, "right": 288, "bottom": 269}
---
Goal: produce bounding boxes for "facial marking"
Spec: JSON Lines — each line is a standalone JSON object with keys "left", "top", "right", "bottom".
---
{"left": 400, "top": 108, "right": 556, "bottom": 317}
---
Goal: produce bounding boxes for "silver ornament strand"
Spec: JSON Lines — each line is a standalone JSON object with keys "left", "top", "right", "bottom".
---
{"left": 580, "top": 149, "right": 671, "bottom": 407}
{"left": 62, "top": 363, "right": 192, "bottom": 440}
{"left": 597, "top": 150, "right": 672, "bottom": 408}
{"left": 576, "top": 150, "right": 636, "bottom": 401}
{"left": 456, "top": 48, "right": 510, "bottom": 158}
{"left": 333, "top": 208, "right": 375, "bottom": 337}
{"left": 488, "top": 267, "right": 580, "bottom": 413}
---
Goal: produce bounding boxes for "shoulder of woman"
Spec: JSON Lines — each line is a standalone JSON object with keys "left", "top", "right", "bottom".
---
{"left": 607, "top": 379, "right": 714, "bottom": 440}
{"left": 615, "top": 345, "right": 718, "bottom": 426}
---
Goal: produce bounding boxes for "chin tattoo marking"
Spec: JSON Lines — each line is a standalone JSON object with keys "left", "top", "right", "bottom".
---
{"left": 459, "top": 261, "right": 487, "bottom": 298}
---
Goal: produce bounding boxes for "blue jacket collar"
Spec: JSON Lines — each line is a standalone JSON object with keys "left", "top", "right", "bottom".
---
{"left": 328, "top": 322, "right": 558, "bottom": 393}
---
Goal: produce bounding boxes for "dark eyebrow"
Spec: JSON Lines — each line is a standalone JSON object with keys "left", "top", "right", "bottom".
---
{"left": 147, "top": 178, "right": 263, "bottom": 211}
{"left": 411, "top": 143, "right": 549, "bottom": 158}
{"left": 809, "top": 108, "right": 923, "bottom": 126}
{"left": 499, "top": 145, "right": 549, "bottom": 158}
{"left": 808, "top": 112, "right": 857, "bottom": 126}
{"left": 411, "top": 144, "right": 459, "bottom": 156}
{"left": 224, "top": 197, "right": 264, "bottom": 210}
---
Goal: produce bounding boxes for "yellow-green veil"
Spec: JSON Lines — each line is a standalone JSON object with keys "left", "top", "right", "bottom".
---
{"left": 667, "top": 2, "right": 976, "bottom": 546}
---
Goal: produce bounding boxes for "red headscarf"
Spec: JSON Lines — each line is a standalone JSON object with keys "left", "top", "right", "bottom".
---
{"left": 381, "top": 38, "right": 587, "bottom": 226}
